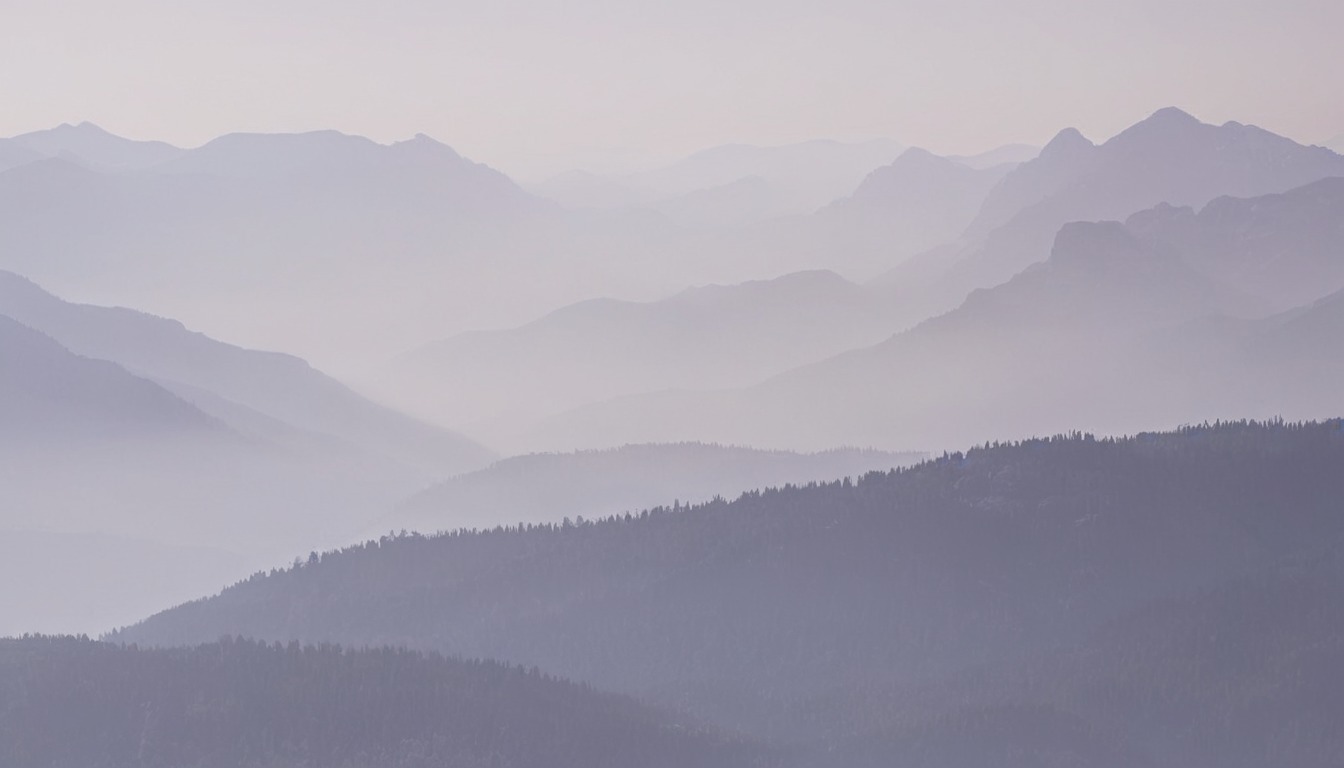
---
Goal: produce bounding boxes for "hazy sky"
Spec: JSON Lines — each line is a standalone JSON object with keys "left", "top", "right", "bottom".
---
{"left": 2, "top": 0, "right": 1342, "bottom": 179}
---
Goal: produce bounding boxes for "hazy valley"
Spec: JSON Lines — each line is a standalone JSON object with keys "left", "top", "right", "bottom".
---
{"left": 2, "top": 23, "right": 1342, "bottom": 761}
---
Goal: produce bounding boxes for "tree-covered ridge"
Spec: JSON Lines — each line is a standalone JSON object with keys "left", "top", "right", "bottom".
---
{"left": 820, "top": 565, "right": 1344, "bottom": 767}
{"left": 0, "top": 635, "right": 768, "bottom": 768}
{"left": 115, "top": 419, "right": 1344, "bottom": 763}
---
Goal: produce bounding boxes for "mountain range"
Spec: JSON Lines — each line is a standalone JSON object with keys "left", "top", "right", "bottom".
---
{"left": 524, "top": 177, "right": 1344, "bottom": 451}
{"left": 0, "top": 127, "right": 550, "bottom": 371}
{"left": 0, "top": 275, "right": 494, "bottom": 634}
{"left": 0, "top": 121, "right": 184, "bottom": 171}
{"left": 531, "top": 138, "right": 906, "bottom": 219}
{"left": 0, "top": 125, "right": 1034, "bottom": 370}
{"left": 4, "top": 103, "right": 1342, "bottom": 767}
{"left": 0, "top": 270, "right": 491, "bottom": 473}
{"left": 9, "top": 109, "right": 1322, "bottom": 376}
{"left": 0, "top": 314, "right": 216, "bottom": 441}
{"left": 876, "top": 107, "right": 1344, "bottom": 318}
{"left": 375, "top": 270, "right": 902, "bottom": 441}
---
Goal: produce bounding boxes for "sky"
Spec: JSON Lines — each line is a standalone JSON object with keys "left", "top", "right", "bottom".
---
{"left": 2, "top": 0, "right": 1342, "bottom": 180}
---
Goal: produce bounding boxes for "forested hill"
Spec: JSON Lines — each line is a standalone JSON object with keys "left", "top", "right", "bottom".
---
{"left": 0, "top": 636, "right": 768, "bottom": 768}
{"left": 115, "top": 420, "right": 1344, "bottom": 764}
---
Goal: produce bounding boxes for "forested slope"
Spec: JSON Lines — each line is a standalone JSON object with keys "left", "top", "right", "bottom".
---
{"left": 0, "top": 636, "right": 768, "bottom": 768}
{"left": 115, "top": 420, "right": 1344, "bottom": 764}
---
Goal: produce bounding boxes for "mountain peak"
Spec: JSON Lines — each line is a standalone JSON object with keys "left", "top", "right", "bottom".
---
{"left": 392, "top": 133, "right": 464, "bottom": 162}
{"left": 1039, "top": 127, "right": 1094, "bottom": 158}
{"left": 1106, "top": 107, "right": 1208, "bottom": 147}
{"left": 58, "top": 121, "right": 112, "bottom": 135}
{"left": 1146, "top": 106, "right": 1200, "bottom": 125}
{"left": 894, "top": 146, "right": 939, "bottom": 161}
{"left": 884, "top": 146, "right": 959, "bottom": 171}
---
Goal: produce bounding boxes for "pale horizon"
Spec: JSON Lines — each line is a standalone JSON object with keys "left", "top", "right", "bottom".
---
{"left": 3, "top": 0, "right": 1341, "bottom": 179}
{"left": 4, "top": 105, "right": 1339, "bottom": 184}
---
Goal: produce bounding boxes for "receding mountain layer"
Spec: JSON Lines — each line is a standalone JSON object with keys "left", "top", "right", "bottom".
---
{"left": 0, "top": 278, "right": 491, "bottom": 634}
{"left": 0, "top": 270, "right": 493, "bottom": 474}
{"left": 0, "top": 314, "right": 215, "bottom": 440}
{"left": 4, "top": 121, "right": 184, "bottom": 170}
{"left": 876, "top": 107, "right": 1344, "bottom": 317}
{"left": 377, "top": 269, "right": 900, "bottom": 441}
{"left": 528, "top": 178, "right": 1344, "bottom": 451}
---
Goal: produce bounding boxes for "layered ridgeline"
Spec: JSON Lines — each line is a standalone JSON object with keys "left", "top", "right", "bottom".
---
{"left": 526, "top": 177, "right": 1344, "bottom": 451}
{"left": 877, "top": 107, "right": 1344, "bottom": 318}
{"left": 0, "top": 275, "right": 491, "bottom": 635}
{"left": 531, "top": 138, "right": 906, "bottom": 221}
{"left": 0, "top": 269, "right": 492, "bottom": 474}
{"left": 1, "top": 109, "right": 1335, "bottom": 373}
{"left": 0, "top": 126, "right": 554, "bottom": 369}
{"left": 385, "top": 444, "right": 922, "bottom": 534}
{"left": 0, "top": 275, "right": 493, "bottom": 553}
{"left": 0, "top": 636, "right": 768, "bottom": 768}
{"left": 116, "top": 420, "right": 1344, "bottom": 766}
{"left": 0, "top": 121, "right": 183, "bottom": 171}
{"left": 0, "top": 123, "right": 1019, "bottom": 371}
{"left": 377, "top": 270, "right": 903, "bottom": 441}
{"left": 535, "top": 142, "right": 1026, "bottom": 278}
{"left": 752, "top": 146, "right": 1021, "bottom": 279}
{"left": 0, "top": 313, "right": 216, "bottom": 440}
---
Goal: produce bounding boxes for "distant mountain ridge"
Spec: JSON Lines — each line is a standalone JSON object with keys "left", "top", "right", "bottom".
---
{"left": 376, "top": 269, "right": 902, "bottom": 444}
{"left": 876, "top": 107, "right": 1344, "bottom": 317}
{"left": 5, "top": 122, "right": 185, "bottom": 170}
{"left": 0, "top": 314, "right": 217, "bottom": 441}
{"left": 0, "top": 275, "right": 494, "bottom": 635}
{"left": 0, "top": 128, "right": 554, "bottom": 369}
{"left": 530, "top": 138, "right": 908, "bottom": 232}
{"left": 525, "top": 178, "right": 1344, "bottom": 451}
{"left": 0, "top": 270, "right": 494, "bottom": 474}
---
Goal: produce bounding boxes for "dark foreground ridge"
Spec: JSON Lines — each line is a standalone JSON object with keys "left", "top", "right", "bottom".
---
{"left": 0, "top": 635, "right": 768, "bottom": 768}
{"left": 113, "top": 419, "right": 1344, "bottom": 766}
